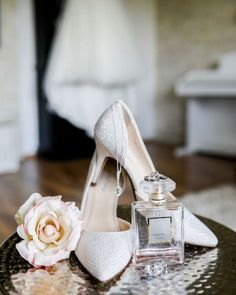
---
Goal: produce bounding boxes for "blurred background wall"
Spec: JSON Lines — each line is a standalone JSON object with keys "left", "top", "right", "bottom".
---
{"left": 156, "top": 0, "right": 236, "bottom": 144}
{"left": 0, "top": 0, "right": 236, "bottom": 172}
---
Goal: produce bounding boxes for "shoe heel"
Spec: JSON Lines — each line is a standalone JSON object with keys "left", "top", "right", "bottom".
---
{"left": 91, "top": 144, "right": 110, "bottom": 184}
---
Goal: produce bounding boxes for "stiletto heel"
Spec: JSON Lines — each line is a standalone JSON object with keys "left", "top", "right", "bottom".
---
{"left": 91, "top": 144, "right": 110, "bottom": 185}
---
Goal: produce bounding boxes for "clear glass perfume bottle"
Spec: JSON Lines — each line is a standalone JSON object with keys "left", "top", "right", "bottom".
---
{"left": 132, "top": 171, "right": 184, "bottom": 266}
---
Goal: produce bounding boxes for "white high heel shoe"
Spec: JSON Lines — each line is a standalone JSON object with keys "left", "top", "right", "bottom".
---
{"left": 75, "top": 156, "right": 132, "bottom": 281}
{"left": 93, "top": 100, "right": 218, "bottom": 248}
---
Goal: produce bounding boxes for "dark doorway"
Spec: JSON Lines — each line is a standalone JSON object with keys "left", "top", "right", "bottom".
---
{"left": 34, "top": 0, "right": 95, "bottom": 160}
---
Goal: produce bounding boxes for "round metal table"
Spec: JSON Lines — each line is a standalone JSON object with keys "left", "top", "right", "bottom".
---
{"left": 0, "top": 206, "right": 236, "bottom": 294}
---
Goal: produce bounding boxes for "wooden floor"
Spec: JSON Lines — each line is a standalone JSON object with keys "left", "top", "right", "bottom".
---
{"left": 0, "top": 142, "right": 235, "bottom": 242}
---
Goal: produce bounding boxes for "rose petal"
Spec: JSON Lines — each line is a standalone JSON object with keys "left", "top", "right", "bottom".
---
{"left": 42, "top": 244, "right": 64, "bottom": 256}
{"left": 23, "top": 209, "right": 46, "bottom": 251}
{"left": 54, "top": 216, "right": 71, "bottom": 247}
{"left": 64, "top": 203, "right": 84, "bottom": 251}
{"left": 24, "top": 206, "right": 39, "bottom": 228}
{"left": 66, "top": 202, "right": 83, "bottom": 220}
{"left": 16, "top": 224, "right": 29, "bottom": 240}
{"left": 33, "top": 249, "right": 70, "bottom": 267}
{"left": 44, "top": 195, "right": 62, "bottom": 201}
{"left": 28, "top": 240, "right": 39, "bottom": 253}
{"left": 32, "top": 233, "right": 47, "bottom": 250}
{"left": 66, "top": 222, "right": 83, "bottom": 251}
{"left": 33, "top": 199, "right": 62, "bottom": 222}
{"left": 15, "top": 193, "right": 43, "bottom": 225}
{"left": 16, "top": 240, "right": 35, "bottom": 265}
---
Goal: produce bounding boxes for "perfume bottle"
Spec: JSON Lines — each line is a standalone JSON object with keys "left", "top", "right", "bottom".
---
{"left": 132, "top": 171, "right": 184, "bottom": 266}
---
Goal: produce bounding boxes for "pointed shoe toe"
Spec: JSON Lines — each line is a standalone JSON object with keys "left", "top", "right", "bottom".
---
{"left": 184, "top": 207, "right": 218, "bottom": 247}
{"left": 75, "top": 221, "right": 132, "bottom": 281}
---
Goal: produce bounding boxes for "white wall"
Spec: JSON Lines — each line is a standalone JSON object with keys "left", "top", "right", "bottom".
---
{"left": 156, "top": 0, "right": 236, "bottom": 144}
{"left": 0, "top": 0, "right": 38, "bottom": 174}
{"left": 17, "top": 0, "right": 38, "bottom": 157}
{"left": 0, "top": 0, "right": 19, "bottom": 173}
{"left": 0, "top": 0, "right": 18, "bottom": 111}
{"left": 125, "top": 0, "right": 158, "bottom": 140}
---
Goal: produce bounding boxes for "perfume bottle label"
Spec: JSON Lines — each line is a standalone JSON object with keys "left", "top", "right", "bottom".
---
{"left": 148, "top": 217, "right": 172, "bottom": 244}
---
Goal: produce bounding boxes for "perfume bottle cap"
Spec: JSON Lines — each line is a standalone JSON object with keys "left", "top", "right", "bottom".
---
{"left": 140, "top": 171, "right": 176, "bottom": 195}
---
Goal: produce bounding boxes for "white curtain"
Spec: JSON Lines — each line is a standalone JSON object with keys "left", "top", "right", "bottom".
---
{"left": 44, "top": 0, "right": 158, "bottom": 138}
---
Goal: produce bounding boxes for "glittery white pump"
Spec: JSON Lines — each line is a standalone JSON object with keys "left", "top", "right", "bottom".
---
{"left": 93, "top": 100, "right": 218, "bottom": 248}
{"left": 75, "top": 151, "right": 132, "bottom": 281}
{"left": 75, "top": 103, "right": 132, "bottom": 281}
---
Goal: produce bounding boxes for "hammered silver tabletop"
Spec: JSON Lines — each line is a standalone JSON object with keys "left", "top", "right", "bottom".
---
{"left": 0, "top": 206, "right": 236, "bottom": 295}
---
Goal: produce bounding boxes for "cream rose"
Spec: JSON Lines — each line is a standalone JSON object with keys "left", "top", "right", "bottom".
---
{"left": 15, "top": 193, "right": 83, "bottom": 267}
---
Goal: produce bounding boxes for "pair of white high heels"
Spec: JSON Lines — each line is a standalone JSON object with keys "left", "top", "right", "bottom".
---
{"left": 75, "top": 100, "right": 218, "bottom": 282}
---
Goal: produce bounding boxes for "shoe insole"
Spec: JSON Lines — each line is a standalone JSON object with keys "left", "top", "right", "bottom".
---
{"left": 125, "top": 122, "right": 155, "bottom": 196}
{"left": 83, "top": 160, "right": 121, "bottom": 232}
